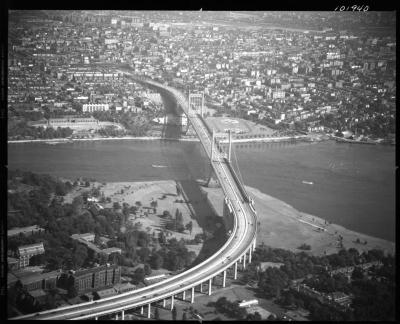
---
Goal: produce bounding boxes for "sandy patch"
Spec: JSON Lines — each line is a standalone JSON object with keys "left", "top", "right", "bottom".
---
{"left": 202, "top": 185, "right": 395, "bottom": 256}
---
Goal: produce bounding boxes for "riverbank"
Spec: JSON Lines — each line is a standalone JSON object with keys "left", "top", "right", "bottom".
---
{"left": 218, "top": 135, "right": 313, "bottom": 144}
{"left": 7, "top": 136, "right": 200, "bottom": 144}
{"left": 202, "top": 184, "right": 395, "bottom": 256}
{"left": 7, "top": 134, "right": 323, "bottom": 145}
{"left": 330, "top": 134, "right": 395, "bottom": 146}
{"left": 66, "top": 178, "right": 395, "bottom": 257}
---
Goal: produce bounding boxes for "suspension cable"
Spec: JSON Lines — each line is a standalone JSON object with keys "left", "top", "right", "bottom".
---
{"left": 232, "top": 140, "right": 247, "bottom": 194}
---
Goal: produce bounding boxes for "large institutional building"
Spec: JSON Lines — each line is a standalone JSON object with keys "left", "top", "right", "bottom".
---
{"left": 82, "top": 103, "right": 110, "bottom": 112}
{"left": 31, "top": 116, "right": 100, "bottom": 131}
{"left": 71, "top": 264, "right": 121, "bottom": 295}
{"left": 18, "top": 242, "right": 45, "bottom": 268}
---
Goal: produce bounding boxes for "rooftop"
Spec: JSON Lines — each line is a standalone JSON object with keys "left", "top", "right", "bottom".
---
{"left": 18, "top": 242, "right": 45, "bottom": 256}
{"left": 28, "top": 289, "right": 47, "bottom": 299}
{"left": 94, "top": 287, "right": 118, "bottom": 298}
{"left": 8, "top": 225, "right": 44, "bottom": 237}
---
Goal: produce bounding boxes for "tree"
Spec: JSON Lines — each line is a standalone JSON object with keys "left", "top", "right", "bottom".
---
{"left": 66, "top": 275, "right": 77, "bottom": 298}
{"left": 185, "top": 221, "right": 193, "bottom": 235}
{"left": 352, "top": 267, "right": 365, "bottom": 280}
{"left": 113, "top": 202, "right": 121, "bottom": 210}
{"left": 150, "top": 253, "right": 164, "bottom": 270}
{"left": 144, "top": 263, "right": 152, "bottom": 276}
{"left": 297, "top": 243, "right": 311, "bottom": 251}
{"left": 45, "top": 255, "right": 63, "bottom": 271}
{"left": 55, "top": 182, "right": 67, "bottom": 196}
{"left": 132, "top": 267, "right": 145, "bottom": 284}
{"left": 182, "top": 312, "right": 187, "bottom": 320}
{"left": 138, "top": 246, "right": 151, "bottom": 262}
{"left": 73, "top": 244, "right": 88, "bottom": 269}
{"left": 45, "top": 293, "right": 56, "bottom": 310}
{"left": 67, "top": 285, "right": 78, "bottom": 299}
{"left": 175, "top": 209, "right": 183, "bottom": 224}
{"left": 158, "top": 231, "right": 167, "bottom": 244}
{"left": 246, "top": 312, "right": 262, "bottom": 320}
{"left": 29, "top": 254, "right": 46, "bottom": 266}
{"left": 172, "top": 306, "right": 177, "bottom": 320}
{"left": 71, "top": 196, "right": 84, "bottom": 215}
{"left": 258, "top": 268, "right": 289, "bottom": 299}
{"left": 284, "top": 292, "right": 295, "bottom": 307}
{"left": 154, "top": 307, "right": 160, "bottom": 319}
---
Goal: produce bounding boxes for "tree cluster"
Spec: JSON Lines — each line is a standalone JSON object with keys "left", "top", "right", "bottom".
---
{"left": 8, "top": 122, "right": 73, "bottom": 140}
{"left": 253, "top": 245, "right": 395, "bottom": 321}
{"left": 208, "top": 297, "right": 247, "bottom": 320}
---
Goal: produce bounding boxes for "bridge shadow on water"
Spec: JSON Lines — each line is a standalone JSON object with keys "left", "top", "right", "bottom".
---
{"left": 156, "top": 90, "right": 227, "bottom": 266}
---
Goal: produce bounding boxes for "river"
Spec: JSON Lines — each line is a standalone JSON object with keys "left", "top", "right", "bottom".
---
{"left": 8, "top": 139, "right": 395, "bottom": 242}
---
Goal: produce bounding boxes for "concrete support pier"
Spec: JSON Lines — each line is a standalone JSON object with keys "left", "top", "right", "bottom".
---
{"left": 222, "top": 270, "right": 227, "bottom": 288}
{"left": 208, "top": 278, "right": 212, "bottom": 295}
{"left": 234, "top": 261, "right": 238, "bottom": 280}
{"left": 191, "top": 287, "right": 195, "bottom": 303}
{"left": 170, "top": 296, "right": 175, "bottom": 310}
{"left": 147, "top": 304, "right": 151, "bottom": 319}
{"left": 211, "top": 129, "right": 215, "bottom": 161}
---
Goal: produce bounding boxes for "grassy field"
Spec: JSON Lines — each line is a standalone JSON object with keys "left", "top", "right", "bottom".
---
{"left": 205, "top": 117, "right": 275, "bottom": 136}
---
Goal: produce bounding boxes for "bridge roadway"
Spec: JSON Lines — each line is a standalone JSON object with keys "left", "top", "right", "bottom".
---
{"left": 12, "top": 76, "right": 257, "bottom": 320}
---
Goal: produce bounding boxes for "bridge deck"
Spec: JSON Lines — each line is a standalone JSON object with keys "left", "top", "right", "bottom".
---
{"left": 11, "top": 75, "right": 257, "bottom": 321}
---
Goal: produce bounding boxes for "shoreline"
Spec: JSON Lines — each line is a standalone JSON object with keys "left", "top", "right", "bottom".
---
{"left": 8, "top": 133, "right": 393, "bottom": 146}
{"left": 7, "top": 134, "right": 323, "bottom": 145}
{"left": 202, "top": 183, "right": 395, "bottom": 256}
{"left": 330, "top": 134, "right": 395, "bottom": 146}
{"left": 7, "top": 136, "right": 200, "bottom": 144}
{"left": 81, "top": 179, "right": 395, "bottom": 256}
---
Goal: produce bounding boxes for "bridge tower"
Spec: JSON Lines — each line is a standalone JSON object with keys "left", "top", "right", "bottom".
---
{"left": 227, "top": 129, "right": 232, "bottom": 163}
{"left": 206, "top": 128, "right": 219, "bottom": 188}
{"left": 188, "top": 92, "right": 205, "bottom": 117}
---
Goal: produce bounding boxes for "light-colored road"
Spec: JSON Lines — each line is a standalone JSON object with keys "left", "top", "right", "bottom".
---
{"left": 11, "top": 75, "right": 257, "bottom": 321}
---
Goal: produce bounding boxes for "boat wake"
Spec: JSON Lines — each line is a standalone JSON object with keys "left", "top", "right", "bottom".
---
{"left": 152, "top": 164, "right": 167, "bottom": 168}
